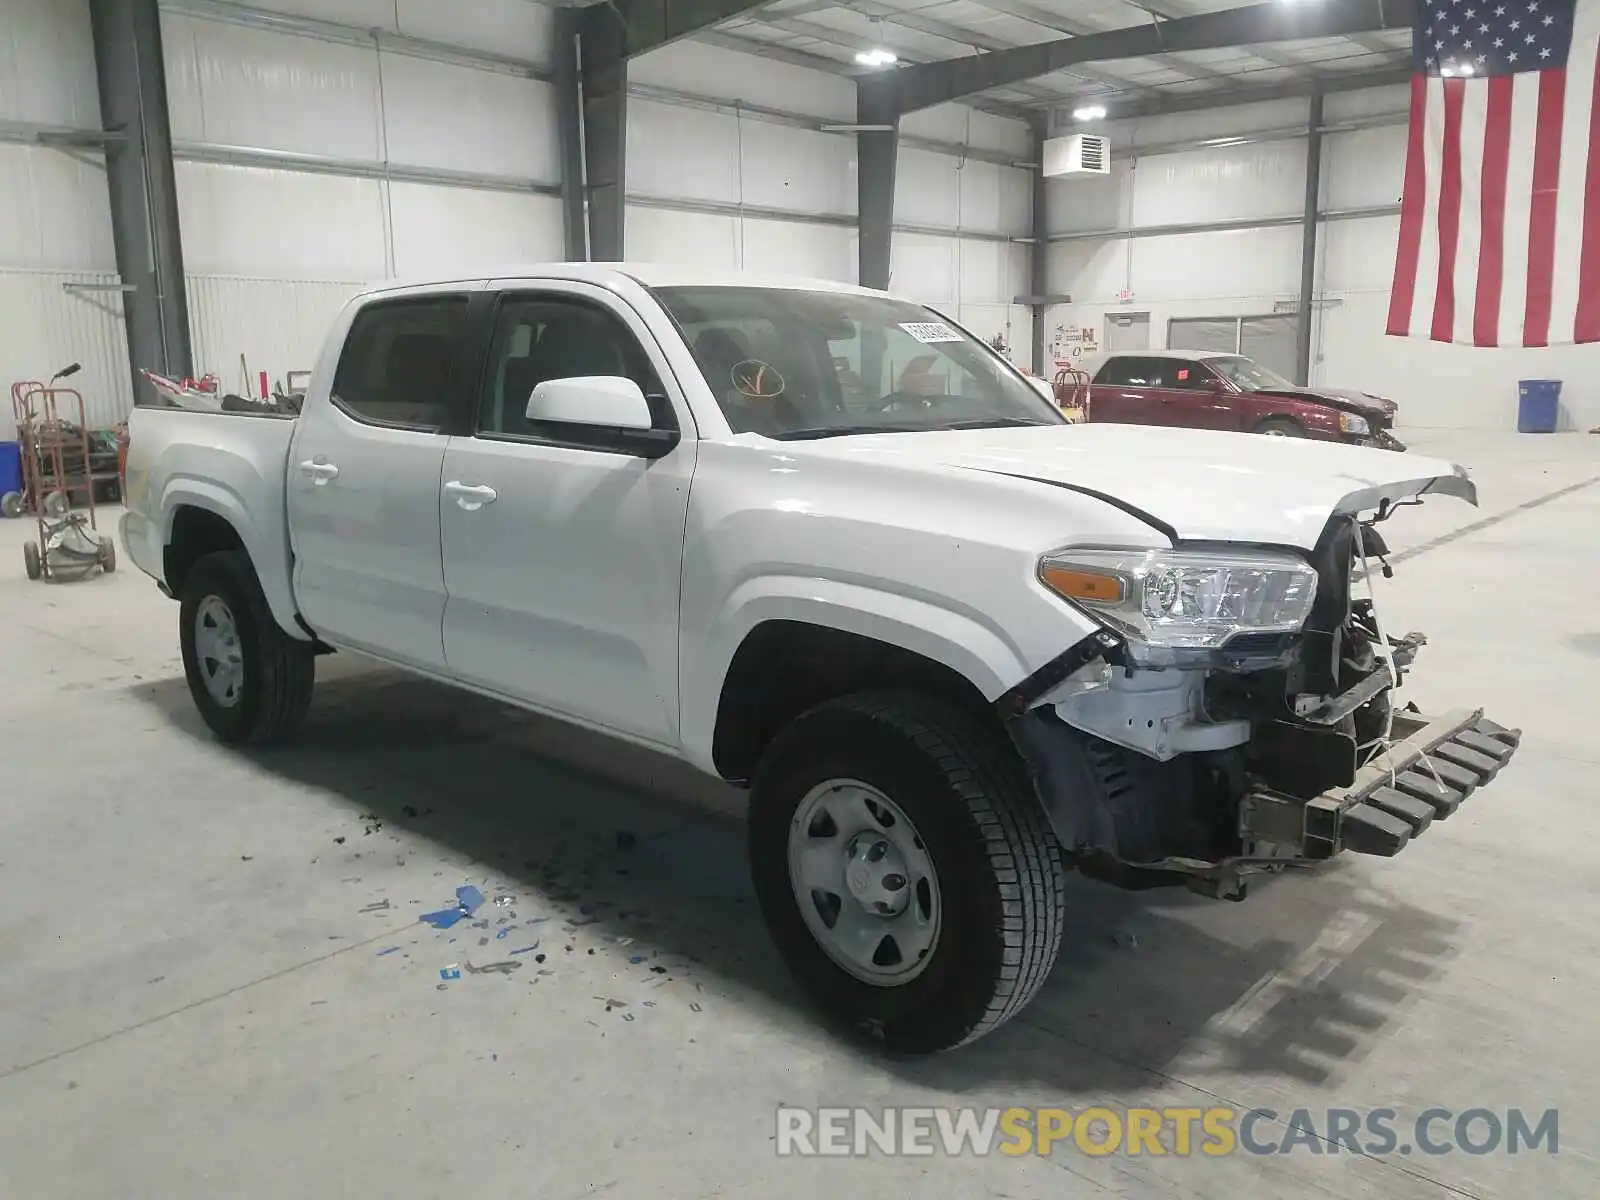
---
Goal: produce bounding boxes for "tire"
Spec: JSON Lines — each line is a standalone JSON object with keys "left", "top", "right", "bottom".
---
{"left": 179, "top": 550, "right": 315, "bottom": 745}
{"left": 1255, "top": 417, "right": 1306, "bottom": 438}
{"left": 23, "top": 541, "right": 41, "bottom": 581}
{"left": 1, "top": 491, "right": 21, "bottom": 519}
{"left": 749, "top": 690, "right": 1066, "bottom": 1054}
{"left": 99, "top": 536, "right": 116, "bottom": 573}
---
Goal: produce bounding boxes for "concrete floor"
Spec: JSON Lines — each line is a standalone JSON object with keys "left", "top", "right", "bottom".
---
{"left": 0, "top": 429, "right": 1595, "bottom": 1199}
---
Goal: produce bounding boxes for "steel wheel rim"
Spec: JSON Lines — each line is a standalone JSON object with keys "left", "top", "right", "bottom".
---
{"left": 194, "top": 595, "right": 245, "bottom": 708}
{"left": 788, "top": 779, "right": 941, "bottom": 987}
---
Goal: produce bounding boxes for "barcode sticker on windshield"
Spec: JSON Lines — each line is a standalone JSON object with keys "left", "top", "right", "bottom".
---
{"left": 899, "top": 321, "right": 963, "bottom": 344}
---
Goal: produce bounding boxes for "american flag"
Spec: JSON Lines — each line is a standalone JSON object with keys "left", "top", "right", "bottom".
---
{"left": 1387, "top": 0, "right": 1600, "bottom": 345}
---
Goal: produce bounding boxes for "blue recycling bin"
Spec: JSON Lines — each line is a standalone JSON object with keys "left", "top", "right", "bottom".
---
{"left": 0, "top": 441, "right": 22, "bottom": 503}
{"left": 1517, "top": 379, "right": 1561, "bottom": 433}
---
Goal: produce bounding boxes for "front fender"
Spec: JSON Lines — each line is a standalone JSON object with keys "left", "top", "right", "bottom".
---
{"left": 678, "top": 574, "right": 1085, "bottom": 773}
{"left": 161, "top": 479, "right": 306, "bottom": 641}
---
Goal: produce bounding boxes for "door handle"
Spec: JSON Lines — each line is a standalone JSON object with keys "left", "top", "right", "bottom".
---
{"left": 445, "top": 480, "right": 498, "bottom": 510}
{"left": 299, "top": 459, "right": 339, "bottom": 485}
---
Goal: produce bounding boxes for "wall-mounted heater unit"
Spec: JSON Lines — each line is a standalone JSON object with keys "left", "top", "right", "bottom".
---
{"left": 1043, "top": 134, "right": 1110, "bottom": 177}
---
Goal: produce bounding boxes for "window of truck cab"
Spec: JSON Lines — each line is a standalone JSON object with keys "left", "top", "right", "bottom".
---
{"left": 330, "top": 295, "right": 471, "bottom": 431}
{"left": 651, "top": 285, "right": 1064, "bottom": 439}
{"left": 475, "top": 293, "right": 677, "bottom": 445}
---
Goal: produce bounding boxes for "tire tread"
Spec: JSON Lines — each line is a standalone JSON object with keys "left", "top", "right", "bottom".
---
{"left": 761, "top": 690, "right": 1065, "bottom": 1050}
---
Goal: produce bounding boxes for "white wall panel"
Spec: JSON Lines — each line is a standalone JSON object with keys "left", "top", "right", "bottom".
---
{"left": 1047, "top": 164, "right": 1129, "bottom": 235}
{"left": 631, "top": 101, "right": 855, "bottom": 217}
{"left": 394, "top": 0, "right": 554, "bottom": 62}
{"left": 1320, "top": 214, "right": 1400, "bottom": 295}
{"left": 895, "top": 151, "right": 1030, "bottom": 236}
{"left": 0, "top": 0, "right": 100, "bottom": 128}
{"left": 903, "top": 103, "right": 1030, "bottom": 157}
{"left": 163, "top": 13, "right": 383, "bottom": 159}
{"left": 0, "top": 269, "right": 133, "bottom": 436}
{"left": 187, "top": 274, "right": 364, "bottom": 385}
{"left": 737, "top": 219, "right": 855, "bottom": 283}
{"left": 175, "top": 161, "right": 388, "bottom": 279}
{"left": 625, "top": 207, "right": 741, "bottom": 272}
{"left": 388, "top": 184, "right": 562, "bottom": 280}
{"left": 628, "top": 101, "right": 742, "bottom": 205}
{"left": 0, "top": 145, "right": 116, "bottom": 271}
{"left": 379, "top": 56, "right": 559, "bottom": 182}
{"left": 1131, "top": 227, "right": 1302, "bottom": 300}
{"left": 1324, "top": 125, "right": 1406, "bottom": 211}
{"left": 895, "top": 150, "right": 962, "bottom": 230}
{"left": 1129, "top": 142, "right": 1304, "bottom": 227}
{"left": 738, "top": 122, "right": 855, "bottom": 216}
{"left": 629, "top": 41, "right": 854, "bottom": 121}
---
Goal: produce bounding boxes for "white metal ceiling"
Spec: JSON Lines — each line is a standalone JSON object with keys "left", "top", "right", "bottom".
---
{"left": 711, "top": 0, "right": 1412, "bottom": 109}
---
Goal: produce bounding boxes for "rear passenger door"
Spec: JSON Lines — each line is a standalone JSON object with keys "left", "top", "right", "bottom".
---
{"left": 1149, "top": 358, "right": 1238, "bottom": 430}
{"left": 1089, "top": 356, "right": 1166, "bottom": 424}
{"left": 287, "top": 288, "right": 482, "bottom": 671}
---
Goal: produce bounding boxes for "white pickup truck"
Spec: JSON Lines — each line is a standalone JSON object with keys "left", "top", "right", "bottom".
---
{"left": 122, "top": 265, "right": 1520, "bottom": 1054}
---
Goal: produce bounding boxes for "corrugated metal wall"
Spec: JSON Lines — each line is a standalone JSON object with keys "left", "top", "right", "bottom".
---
{"left": 185, "top": 275, "right": 368, "bottom": 394}
{"left": 0, "top": 269, "right": 132, "bottom": 437}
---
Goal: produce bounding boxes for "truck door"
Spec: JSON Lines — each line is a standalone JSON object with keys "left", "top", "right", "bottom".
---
{"left": 287, "top": 290, "right": 478, "bottom": 671}
{"left": 437, "top": 283, "right": 694, "bottom": 748}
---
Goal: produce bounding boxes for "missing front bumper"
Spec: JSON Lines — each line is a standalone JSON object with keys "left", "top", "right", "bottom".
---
{"left": 1239, "top": 708, "right": 1521, "bottom": 858}
{"left": 1010, "top": 704, "right": 1522, "bottom": 903}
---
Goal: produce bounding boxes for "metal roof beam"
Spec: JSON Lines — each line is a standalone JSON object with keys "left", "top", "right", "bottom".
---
{"left": 1074, "top": 61, "right": 1413, "bottom": 121}
{"left": 693, "top": 29, "right": 1035, "bottom": 121}
{"left": 733, "top": 8, "right": 1150, "bottom": 97}
{"left": 958, "top": 0, "right": 1240, "bottom": 86}
{"left": 881, "top": 0, "right": 1415, "bottom": 113}
{"left": 578, "top": 0, "right": 771, "bottom": 59}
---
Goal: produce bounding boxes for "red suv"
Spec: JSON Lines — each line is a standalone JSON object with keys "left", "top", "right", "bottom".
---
{"left": 1078, "top": 350, "right": 1404, "bottom": 450}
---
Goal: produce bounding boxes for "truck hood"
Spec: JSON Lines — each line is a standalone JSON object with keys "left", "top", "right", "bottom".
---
{"left": 794, "top": 423, "right": 1474, "bottom": 548}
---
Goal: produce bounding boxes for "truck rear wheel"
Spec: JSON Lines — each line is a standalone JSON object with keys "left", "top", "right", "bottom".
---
{"left": 748, "top": 691, "right": 1066, "bottom": 1054}
{"left": 179, "top": 550, "right": 315, "bottom": 745}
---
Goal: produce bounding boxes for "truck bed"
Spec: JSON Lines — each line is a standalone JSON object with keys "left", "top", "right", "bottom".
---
{"left": 120, "top": 404, "right": 305, "bottom": 637}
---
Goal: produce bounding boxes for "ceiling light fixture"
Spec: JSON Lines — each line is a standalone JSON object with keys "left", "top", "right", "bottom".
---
{"left": 1073, "top": 104, "right": 1108, "bottom": 121}
{"left": 854, "top": 47, "right": 898, "bottom": 67}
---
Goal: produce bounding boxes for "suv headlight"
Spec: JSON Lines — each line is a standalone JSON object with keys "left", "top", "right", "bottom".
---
{"left": 1039, "top": 547, "right": 1318, "bottom": 649}
{"left": 1338, "top": 412, "right": 1371, "bottom": 436}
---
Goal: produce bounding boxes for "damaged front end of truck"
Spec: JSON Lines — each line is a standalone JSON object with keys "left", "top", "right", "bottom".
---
{"left": 1001, "top": 472, "right": 1522, "bottom": 901}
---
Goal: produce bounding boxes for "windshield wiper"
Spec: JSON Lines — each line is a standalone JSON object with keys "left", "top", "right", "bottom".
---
{"left": 774, "top": 417, "right": 1055, "bottom": 441}
{"left": 773, "top": 424, "right": 926, "bottom": 440}
{"left": 941, "top": 417, "right": 1055, "bottom": 430}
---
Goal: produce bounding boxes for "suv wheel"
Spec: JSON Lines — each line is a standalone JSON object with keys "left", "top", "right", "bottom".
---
{"left": 749, "top": 691, "right": 1066, "bottom": 1054}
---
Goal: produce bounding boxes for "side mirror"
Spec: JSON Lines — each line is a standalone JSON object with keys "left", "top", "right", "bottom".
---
{"left": 524, "top": 376, "right": 678, "bottom": 458}
{"left": 527, "top": 376, "right": 654, "bottom": 430}
{"left": 1027, "top": 376, "right": 1057, "bottom": 403}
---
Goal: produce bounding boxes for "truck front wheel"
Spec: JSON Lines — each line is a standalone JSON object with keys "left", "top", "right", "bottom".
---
{"left": 749, "top": 691, "right": 1066, "bottom": 1054}
{"left": 179, "top": 550, "right": 315, "bottom": 745}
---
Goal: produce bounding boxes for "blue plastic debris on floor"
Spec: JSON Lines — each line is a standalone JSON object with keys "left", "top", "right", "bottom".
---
{"left": 419, "top": 884, "right": 489, "bottom": 929}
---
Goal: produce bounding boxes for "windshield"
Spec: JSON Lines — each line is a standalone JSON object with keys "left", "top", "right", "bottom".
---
{"left": 1206, "top": 355, "right": 1295, "bottom": 393}
{"left": 652, "top": 286, "right": 1065, "bottom": 439}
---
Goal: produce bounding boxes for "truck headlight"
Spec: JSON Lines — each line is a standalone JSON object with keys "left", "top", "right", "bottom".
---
{"left": 1339, "top": 412, "right": 1371, "bottom": 436}
{"left": 1039, "top": 547, "right": 1319, "bottom": 649}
